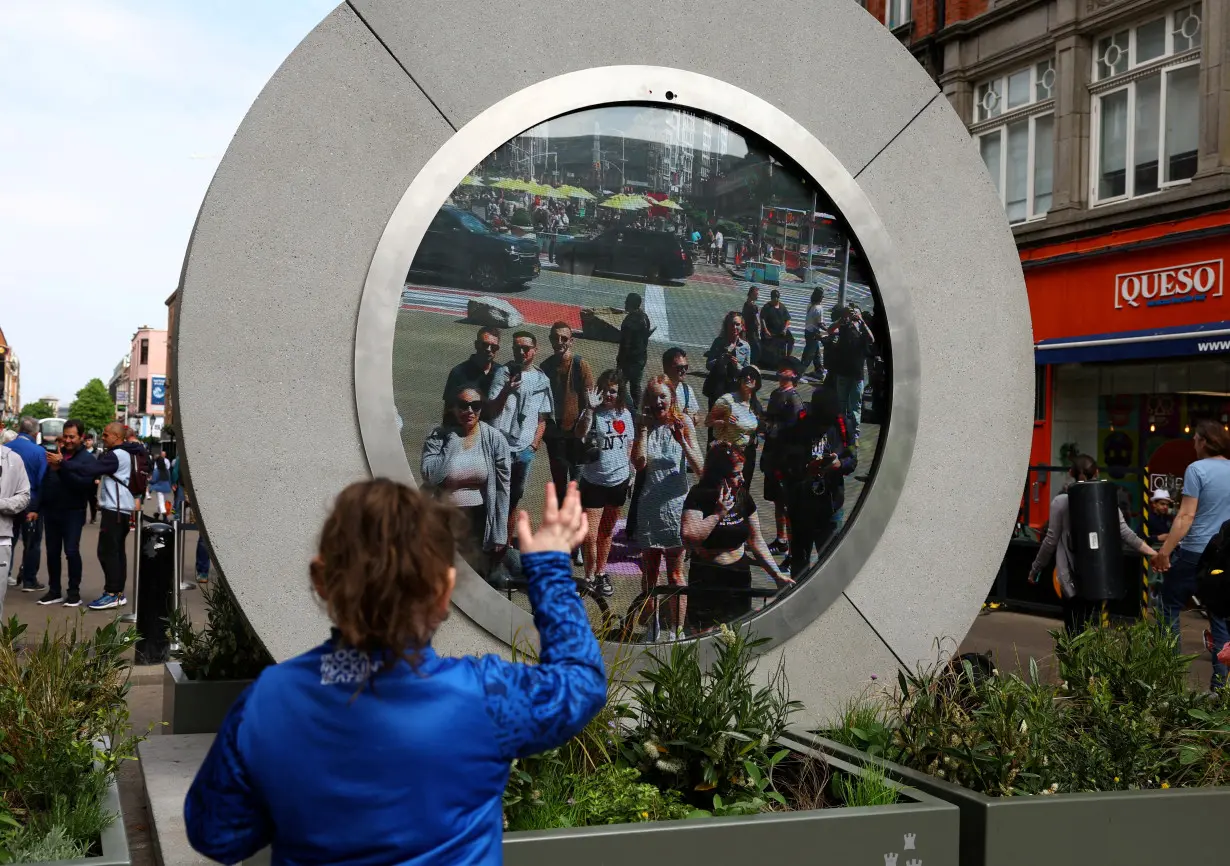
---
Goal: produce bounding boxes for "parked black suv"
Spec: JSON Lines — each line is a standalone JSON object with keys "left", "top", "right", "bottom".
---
{"left": 558, "top": 227, "right": 694, "bottom": 284}
{"left": 408, "top": 206, "right": 540, "bottom": 290}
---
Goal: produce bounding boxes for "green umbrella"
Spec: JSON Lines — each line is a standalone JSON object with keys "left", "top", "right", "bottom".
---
{"left": 458, "top": 175, "right": 486, "bottom": 187}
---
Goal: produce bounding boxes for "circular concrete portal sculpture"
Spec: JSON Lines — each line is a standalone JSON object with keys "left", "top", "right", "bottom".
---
{"left": 174, "top": 0, "right": 1033, "bottom": 714}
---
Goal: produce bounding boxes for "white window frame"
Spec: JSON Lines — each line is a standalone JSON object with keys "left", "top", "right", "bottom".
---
{"left": 970, "top": 59, "right": 1057, "bottom": 224}
{"left": 1089, "top": 3, "right": 1203, "bottom": 206}
{"left": 887, "top": 0, "right": 912, "bottom": 29}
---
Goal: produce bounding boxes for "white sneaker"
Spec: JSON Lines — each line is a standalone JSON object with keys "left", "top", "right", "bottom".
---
{"left": 6, "top": 576, "right": 15, "bottom": 587}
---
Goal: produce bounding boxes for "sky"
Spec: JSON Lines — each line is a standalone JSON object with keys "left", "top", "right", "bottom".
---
{"left": 0, "top": 0, "right": 338, "bottom": 407}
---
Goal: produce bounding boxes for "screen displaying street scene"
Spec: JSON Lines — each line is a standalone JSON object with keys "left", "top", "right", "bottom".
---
{"left": 392, "top": 103, "right": 890, "bottom": 644}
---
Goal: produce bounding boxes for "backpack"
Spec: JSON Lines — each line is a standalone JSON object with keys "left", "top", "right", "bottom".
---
{"left": 126, "top": 448, "right": 151, "bottom": 498}
{"left": 1196, "top": 519, "right": 1230, "bottom": 618}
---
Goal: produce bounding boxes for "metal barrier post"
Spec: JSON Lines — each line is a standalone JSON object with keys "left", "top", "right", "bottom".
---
{"left": 119, "top": 505, "right": 141, "bottom": 623}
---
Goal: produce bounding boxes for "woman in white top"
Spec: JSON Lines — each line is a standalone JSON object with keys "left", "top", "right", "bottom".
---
{"left": 631, "top": 376, "right": 703, "bottom": 641}
{"left": 576, "top": 370, "right": 634, "bottom": 599}
{"left": 800, "top": 287, "right": 827, "bottom": 379}
{"left": 706, "top": 365, "right": 764, "bottom": 485}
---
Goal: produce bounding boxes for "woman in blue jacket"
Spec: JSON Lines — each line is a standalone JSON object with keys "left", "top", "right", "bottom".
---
{"left": 184, "top": 480, "right": 605, "bottom": 865}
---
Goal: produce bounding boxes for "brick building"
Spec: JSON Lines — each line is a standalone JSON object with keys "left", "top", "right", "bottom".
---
{"left": 863, "top": 0, "right": 1229, "bottom": 535}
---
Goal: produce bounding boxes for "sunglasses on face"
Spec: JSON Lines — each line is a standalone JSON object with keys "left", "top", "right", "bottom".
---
{"left": 513, "top": 344, "right": 534, "bottom": 353}
{"left": 549, "top": 335, "right": 571, "bottom": 345}
{"left": 456, "top": 400, "right": 482, "bottom": 412}
{"left": 675, "top": 363, "right": 689, "bottom": 372}
{"left": 477, "top": 342, "right": 499, "bottom": 353}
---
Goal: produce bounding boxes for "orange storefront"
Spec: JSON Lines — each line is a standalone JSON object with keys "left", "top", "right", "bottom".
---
{"left": 1023, "top": 210, "right": 1230, "bottom": 531}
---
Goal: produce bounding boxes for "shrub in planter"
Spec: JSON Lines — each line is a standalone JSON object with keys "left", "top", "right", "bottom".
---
{"left": 502, "top": 624, "right": 900, "bottom": 832}
{"left": 166, "top": 575, "right": 274, "bottom": 682}
{"left": 0, "top": 616, "right": 145, "bottom": 862}
{"left": 826, "top": 618, "right": 1230, "bottom": 795}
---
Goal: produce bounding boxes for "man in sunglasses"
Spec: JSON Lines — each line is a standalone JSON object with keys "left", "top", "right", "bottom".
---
{"left": 539, "top": 322, "right": 595, "bottom": 508}
{"left": 442, "top": 326, "right": 502, "bottom": 419}
{"left": 486, "top": 331, "right": 553, "bottom": 546}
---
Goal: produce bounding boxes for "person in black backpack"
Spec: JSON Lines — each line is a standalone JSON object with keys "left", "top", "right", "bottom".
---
{"left": 1154, "top": 420, "right": 1230, "bottom": 690}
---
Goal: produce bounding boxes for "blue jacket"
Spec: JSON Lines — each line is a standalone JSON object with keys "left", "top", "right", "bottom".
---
{"left": 42, "top": 446, "right": 98, "bottom": 513}
{"left": 3, "top": 434, "right": 46, "bottom": 511}
{"left": 184, "top": 551, "right": 606, "bottom": 865}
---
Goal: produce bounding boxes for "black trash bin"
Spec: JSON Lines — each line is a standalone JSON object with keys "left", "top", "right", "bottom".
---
{"left": 135, "top": 517, "right": 176, "bottom": 665}
{"left": 1069, "top": 480, "right": 1125, "bottom": 601}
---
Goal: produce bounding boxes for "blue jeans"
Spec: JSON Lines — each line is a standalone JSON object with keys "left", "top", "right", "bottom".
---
{"left": 44, "top": 509, "right": 86, "bottom": 596}
{"left": 831, "top": 375, "right": 864, "bottom": 436}
{"left": 510, "top": 447, "right": 535, "bottom": 513}
{"left": 1162, "top": 547, "right": 1229, "bottom": 690}
{"left": 195, "top": 536, "right": 210, "bottom": 578}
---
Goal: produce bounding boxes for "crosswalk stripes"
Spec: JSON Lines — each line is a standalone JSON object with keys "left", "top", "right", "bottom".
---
{"left": 770, "top": 277, "right": 874, "bottom": 333}
{"left": 400, "top": 284, "right": 474, "bottom": 318}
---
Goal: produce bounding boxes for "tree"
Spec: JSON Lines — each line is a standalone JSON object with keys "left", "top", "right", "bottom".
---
{"left": 18, "top": 400, "right": 54, "bottom": 420}
{"left": 68, "top": 379, "right": 116, "bottom": 436}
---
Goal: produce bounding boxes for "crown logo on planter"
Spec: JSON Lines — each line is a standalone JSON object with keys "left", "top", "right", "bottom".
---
{"left": 904, "top": 834, "right": 916, "bottom": 850}
{"left": 884, "top": 855, "right": 898, "bottom": 866}
{"left": 906, "top": 860, "right": 922, "bottom": 866}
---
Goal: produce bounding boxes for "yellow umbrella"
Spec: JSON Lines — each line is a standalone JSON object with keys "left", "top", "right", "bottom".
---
{"left": 491, "top": 178, "right": 530, "bottom": 191}
{"left": 558, "top": 185, "right": 596, "bottom": 200}
{"left": 599, "top": 194, "right": 651, "bottom": 210}
{"left": 653, "top": 198, "right": 683, "bottom": 210}
{"left": 458, "top": 175, "right": 486, "bottom": 187}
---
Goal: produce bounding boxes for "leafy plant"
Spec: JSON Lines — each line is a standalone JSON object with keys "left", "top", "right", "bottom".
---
{"left": 0, "top": 615, "right": 146, "bottom": 857}
{"left": 66, "top": 379, "right": 115, "bottom": 439}
{"left": 167, "top": 574, "right": 274, "bottom": 681}
{"left": 827, "top": 693, "right": 894, "bottom": 758}
{"left": 621, "top": 624, "right": 802, "bottom": 807}
{"left": 689, "top": 752, "right": 791, "bottom": 818}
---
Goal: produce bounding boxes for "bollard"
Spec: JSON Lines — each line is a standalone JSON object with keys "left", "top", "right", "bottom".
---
{"left": 134, "top": 517, "right": 176, "bottom": 665}
{"left": 119, "top": 508, "right": 141, "bottom": 624}
{"left": 1068, "top": 480, "right": 1126, "bottom": 605}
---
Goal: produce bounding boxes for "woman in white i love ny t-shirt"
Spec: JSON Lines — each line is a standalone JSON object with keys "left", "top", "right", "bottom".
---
{"left": 576, "top": 369, "right": 634, "bottom": 599}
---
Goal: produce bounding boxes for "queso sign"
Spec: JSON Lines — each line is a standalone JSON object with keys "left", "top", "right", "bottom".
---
{"left": 1115, "top": 259, "right": 1224, "bottom": 310}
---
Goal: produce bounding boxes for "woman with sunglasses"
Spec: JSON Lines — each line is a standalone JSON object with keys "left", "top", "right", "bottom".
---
{"left": 421, "top": 387, "right": 511, "bottom": 576}
{"left": 682, "top": 441, "right": 793, "bottom": 635}
{"left": 575, "top": 370, "right": 634, "bottom": 599}
{"left": 706, "top": 364, "right": 764, "bottom": 485}
{"left": 631, "top": 375, "right": 704, "bottom": 641}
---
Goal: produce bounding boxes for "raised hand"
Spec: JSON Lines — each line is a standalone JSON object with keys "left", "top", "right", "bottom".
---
{"left": 516, "top": 482, "right": 588, "bottom": 555}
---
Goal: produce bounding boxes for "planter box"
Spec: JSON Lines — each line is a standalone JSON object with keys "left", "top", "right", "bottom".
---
{"left": 815, "top": 735, "right": 1230, "bottom": 866}
{"left": 503, "top": 735, "right": 959, "bottom": 865}
{"left": 162, "top": 661, "right": 253, "bottom": 735}
{"left": 12, "top": 745, "right": 130, "bottom": 866}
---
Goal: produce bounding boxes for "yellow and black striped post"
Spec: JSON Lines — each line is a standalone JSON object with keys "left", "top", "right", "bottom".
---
{"left": 1140, "top": 467, "right": 1153, "bottom": 621}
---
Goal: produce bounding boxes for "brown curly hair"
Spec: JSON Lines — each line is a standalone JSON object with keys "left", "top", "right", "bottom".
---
{"left": 310, "top": 479, "right": 464, "bottom": 671}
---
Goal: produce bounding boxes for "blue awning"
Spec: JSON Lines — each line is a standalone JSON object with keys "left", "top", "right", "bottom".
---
{"left": 1035, "top": 320, "right": 1230, "bottom": 365}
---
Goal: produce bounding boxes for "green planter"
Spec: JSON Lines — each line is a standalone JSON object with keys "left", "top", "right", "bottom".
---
{"left": 503, "top": 736, "right": 959, "bottom": 865}
{"left": 162, "top": 661, "right": 253, "bottom": 735}
{"left": 11, "top": 744, "right": 130, "bottom": 866}
{"left": 813, "top": 736, "right": 1230, "bottom": 866}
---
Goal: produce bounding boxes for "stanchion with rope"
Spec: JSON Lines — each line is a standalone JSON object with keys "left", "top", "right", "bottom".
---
{"left": 119, "top": 501, "right": 141, "bottom": 624}
{"left": 1141, "top": 467, "right": 1154, "bottom": 620}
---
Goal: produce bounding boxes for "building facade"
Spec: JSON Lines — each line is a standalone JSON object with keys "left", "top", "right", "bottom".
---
{"left": 126, "top": 327, "right": 168, "bottom": 439}
{"left": 0, "top": 328, "right": 18, "bottom": 425}
{"left": 863, "top": 0, "right": 1229, "bottom": 529}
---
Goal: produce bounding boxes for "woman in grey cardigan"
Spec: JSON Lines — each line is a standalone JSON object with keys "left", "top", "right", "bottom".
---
{"left": 421, "top": 387, "right": 511, "bottom": 569}
{"left": 1028, "top": 454, "right": 1156, "bottom": 635}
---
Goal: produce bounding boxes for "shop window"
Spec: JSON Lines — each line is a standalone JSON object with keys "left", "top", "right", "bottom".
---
{"left": 887, "top": 0, "right": 911, "bottom": 29}
{"left": 1091, "top": 3, "right": 1201, "bottom": 204}
{"left": 974, "top": 59, "right": 1055, "bottom": 224}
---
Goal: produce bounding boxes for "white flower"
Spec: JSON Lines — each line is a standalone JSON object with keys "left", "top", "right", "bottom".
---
{"left": 1019, "top": 720, "right": 1028, "bottom": 734}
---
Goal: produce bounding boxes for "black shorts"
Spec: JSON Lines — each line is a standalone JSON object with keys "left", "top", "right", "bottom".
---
{"left": 580, "top": 478, "right": 630, "bottom": 510}
{"left": 685, "top": 558, "right": 752, "bottom": 633}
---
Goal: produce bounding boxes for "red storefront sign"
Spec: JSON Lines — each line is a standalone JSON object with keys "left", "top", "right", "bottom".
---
{"left": 1023, "top": 211, "right": 1230, "bottom": 343}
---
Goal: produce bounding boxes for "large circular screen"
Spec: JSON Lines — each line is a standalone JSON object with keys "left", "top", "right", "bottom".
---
{"left": 387, "top": 103, "right": 890, "bottom": 644}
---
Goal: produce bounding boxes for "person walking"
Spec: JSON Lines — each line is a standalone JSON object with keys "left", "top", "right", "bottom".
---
{"left": 82, "top": 433, "right": 100, "bottom": 523}
{"left": 760, "top": 357, "right": 806, "bottom": 555}
{"left": 822, "top": 305, "right": 875, "bottom": 441}
{"left": 742, "top": 286, "right": 761, "bottom": 366}
{"left": 616, "top": 292, "right": 654, "bottom": 412}
{"left": 759, "top": 288, "right": 793, "bottom": 367}
{"left": 38, "top": 420, "right": 97, "bottom": 606}
{"left": 150, "top": 450, "right": 173, "bottom": 518}
{"left": 799, "top": 288, "right": 827, "bottom": 381}
{"left": 0, "top": 444, "right": 31, "bottom": 620}
{"left": 5, "top": 418, "right": 47, "bottom": 593}
{"left": 1028, "top": 455, "right": 1157, "bottom": 637}
{"left": 1153, "top": 420, "right": 1230, "bottom": 691}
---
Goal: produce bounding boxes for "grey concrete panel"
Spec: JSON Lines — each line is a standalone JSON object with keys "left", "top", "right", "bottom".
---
{"left": 841, "top": 97, "right": 1036, "bottom": 669}
{"left": 348, "top": 0, "right": 940, "bottom": 176}
{"left": 174, "top": 4, "right": 502, "bottom": 662}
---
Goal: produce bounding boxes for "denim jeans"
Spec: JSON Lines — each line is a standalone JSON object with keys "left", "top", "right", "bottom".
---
{"left": 1161, "top": 547, "right": 1229, "bottom": 690}
{"left": 44, "top": 508, "right": 86, "bottom": 596}
{"left": 801, "top": 332, "right": 823, "bottom": 375}
{"left": 195, "top": 536, "right": 210, "bottom": 577}
{"left": 509, "top": 447, "right": 535, "bottom": 514}
{"left": 19, "top": 514, "right": 43, "bottom": 587}
{"left": 831, "top": 375, "right": 865, "bottom": 436}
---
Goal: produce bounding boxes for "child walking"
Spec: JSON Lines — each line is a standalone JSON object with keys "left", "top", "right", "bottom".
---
{"left": 184, "top": 480, "right": 605, "bottom": 865}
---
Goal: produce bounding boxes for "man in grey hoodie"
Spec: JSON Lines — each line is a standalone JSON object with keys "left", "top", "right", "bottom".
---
{"left": 0, "top": 445, "right": 31, "bottom": 620}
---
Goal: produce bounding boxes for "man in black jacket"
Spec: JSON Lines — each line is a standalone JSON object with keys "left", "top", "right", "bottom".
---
{"left": 616, "top": 292, "right": 654, "bottom": 411}
{"left": 37, "top": 419, "right": 98, "bottom": 606}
